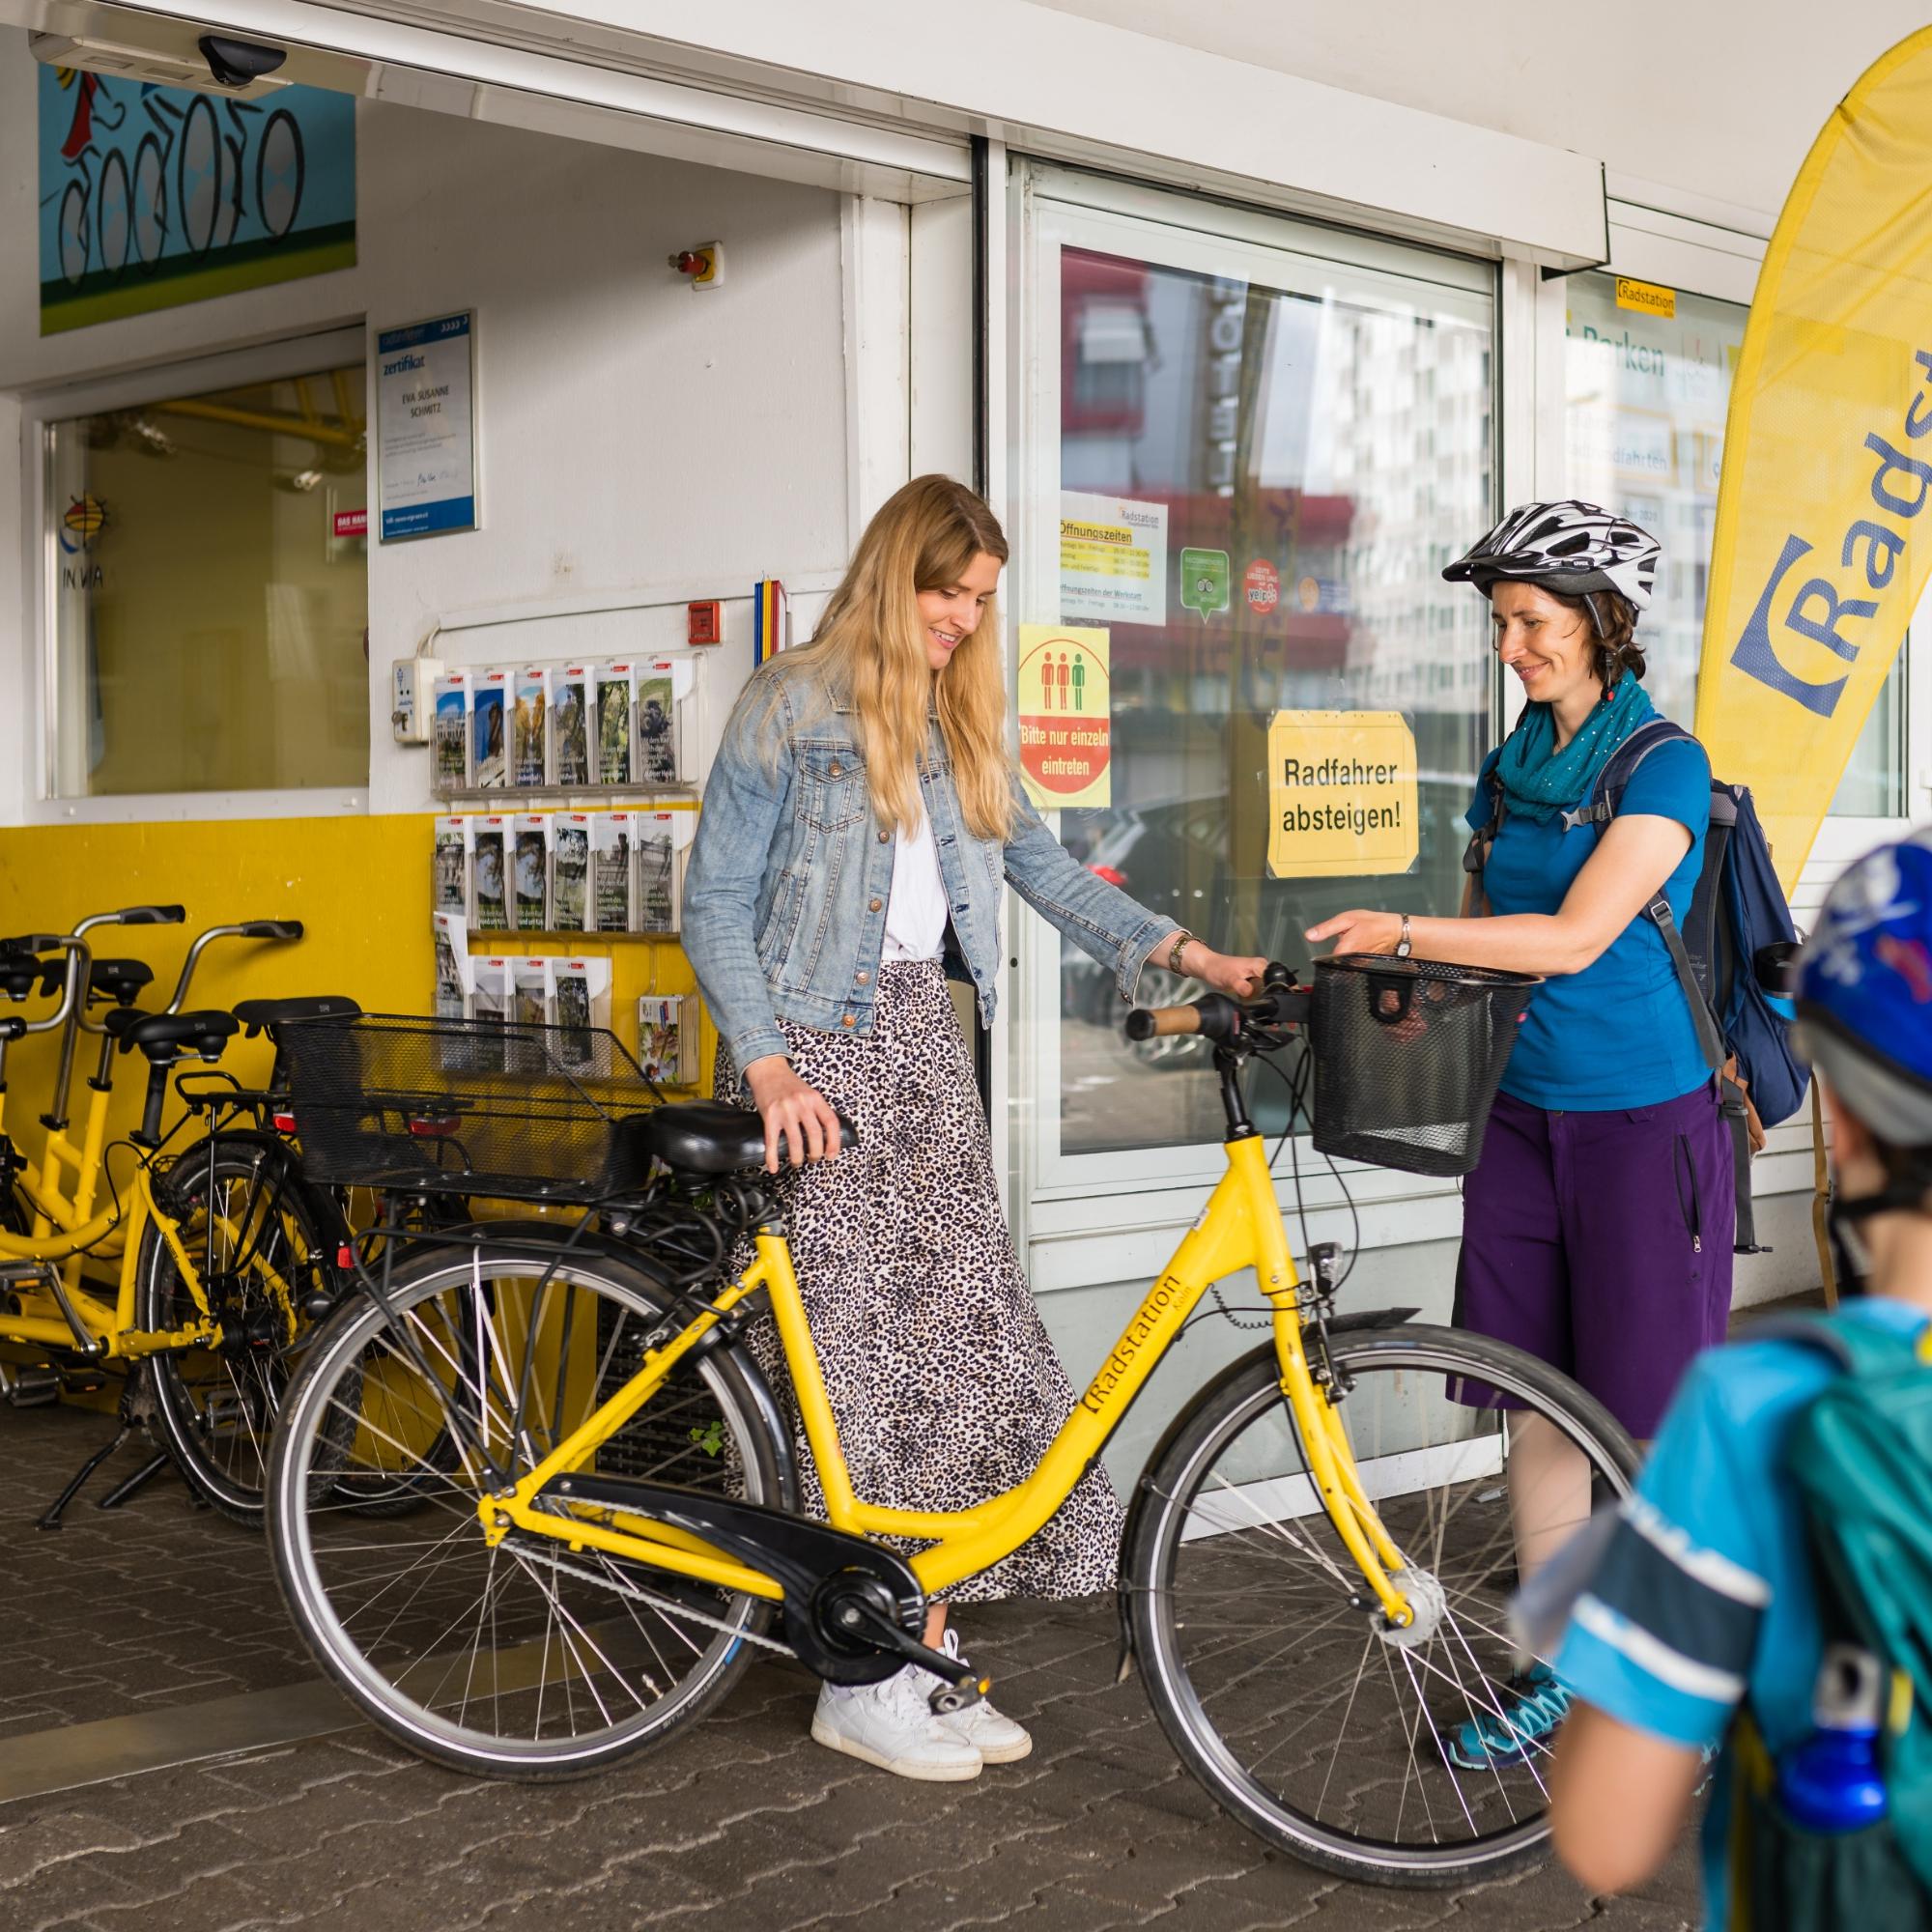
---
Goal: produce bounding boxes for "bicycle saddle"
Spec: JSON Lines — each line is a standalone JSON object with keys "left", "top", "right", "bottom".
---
{"left": 86, "top": 958, "right": 155, "bottom": 1006}
{"left": 233, "top": 994, "right": 362, "bottom": 1037}
{"left": 105, "top": 1009, "right": 239, "bottom": 1063}
{"left": 629, "top": 1099, "right": 861, "bottom": 1176}
{"left": 0, "top": 954, "right": 52, "bottom": 1001}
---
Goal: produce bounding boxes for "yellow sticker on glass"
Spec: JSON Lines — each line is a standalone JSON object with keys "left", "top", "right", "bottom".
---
{"left": 1615, "top": 276, "right": 1677, "bottom": 319}
{"left": 1267, "top": 712, "right": 1420, "bottom": 879}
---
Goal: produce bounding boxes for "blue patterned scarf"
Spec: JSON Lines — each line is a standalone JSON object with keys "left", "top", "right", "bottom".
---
{"left": 1494, "top": 674, "right": 1655, "bottom": 825}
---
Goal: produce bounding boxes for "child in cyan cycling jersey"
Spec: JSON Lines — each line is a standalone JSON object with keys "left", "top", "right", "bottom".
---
{"left": 1548, "top": 831, "right": 1932, "bottom": 1922}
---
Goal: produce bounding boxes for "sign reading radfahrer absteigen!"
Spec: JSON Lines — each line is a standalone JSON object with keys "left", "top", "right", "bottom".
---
{"left": 1266, "top": 712, "right": 1420, "bottom": 879}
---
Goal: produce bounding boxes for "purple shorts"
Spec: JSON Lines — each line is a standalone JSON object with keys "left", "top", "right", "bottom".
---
{"left": 1452, "top": 1083, "right": 1735, "bottom": 1439}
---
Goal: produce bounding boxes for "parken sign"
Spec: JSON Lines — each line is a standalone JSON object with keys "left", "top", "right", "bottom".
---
{"left": 1730, "top": 349, "right": 1932, "bottom": 718}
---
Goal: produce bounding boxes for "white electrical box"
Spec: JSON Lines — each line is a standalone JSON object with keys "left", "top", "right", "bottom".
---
{"left": 392, "top": 658, "right": 443, "bottom": 744}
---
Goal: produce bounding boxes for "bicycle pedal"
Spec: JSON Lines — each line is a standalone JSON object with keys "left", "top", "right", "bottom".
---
{"left": 1, "top": 1365, "right": 62, "bottom": 1407}
{"left": 926, "top": 1674, "right": 991, "bottom": 1718}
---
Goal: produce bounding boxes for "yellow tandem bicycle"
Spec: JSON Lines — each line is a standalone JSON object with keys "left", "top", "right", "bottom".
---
{"left": 264, "top": 962, "right": 1637, "bottom": 1886}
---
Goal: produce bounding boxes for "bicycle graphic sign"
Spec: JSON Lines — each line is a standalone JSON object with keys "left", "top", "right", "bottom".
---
{"left": 38, "top": 65, "right": 355, "bottom": 335}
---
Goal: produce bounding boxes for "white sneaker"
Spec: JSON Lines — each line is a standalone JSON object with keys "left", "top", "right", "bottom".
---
{"left": 927, "top": 1629, "right": 1033, "bottom": 1765}
{"left": 810, "top": 1667, "right": 983, "bottom": 1782}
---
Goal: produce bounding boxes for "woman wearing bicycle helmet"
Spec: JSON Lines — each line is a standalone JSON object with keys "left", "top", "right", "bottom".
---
{"left": 1308, "top": 499, "right": 1731, "bottom": 1765}
{"left": 686, "top": 476, "right": 1264, "bottom": 1783}
{"left": 1548, "top": 833, "right": 1932, "bottom": 1921}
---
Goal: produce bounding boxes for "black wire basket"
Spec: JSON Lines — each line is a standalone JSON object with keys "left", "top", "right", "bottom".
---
{"left": 1308, "top": 955, "right": 1539, "bottom": 1179}
{"left": 276, "top": 1012, "right": 664, "bottom": 1204}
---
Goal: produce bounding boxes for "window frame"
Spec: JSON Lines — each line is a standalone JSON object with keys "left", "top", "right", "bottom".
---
{"left": 22, "top": 324, "right": 371, "bottom": 826}
{"left": 1009, "top": 164, "right": 1504, "bottom": 1218}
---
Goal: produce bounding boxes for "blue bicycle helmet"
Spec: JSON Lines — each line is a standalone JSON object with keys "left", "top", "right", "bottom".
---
{"left": 1796, "top": 833, "right": 1932, "bottom": 1148}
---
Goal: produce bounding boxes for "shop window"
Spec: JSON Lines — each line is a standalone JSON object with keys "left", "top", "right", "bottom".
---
{"left": 1563, "top": 274, "right": 1902, "bottom": 815}
{"left": 1040, "top": 218, "right": 1494, "bottom": 1160}
{"left": 45, "top": 359, "right": 369, "bottom": 798}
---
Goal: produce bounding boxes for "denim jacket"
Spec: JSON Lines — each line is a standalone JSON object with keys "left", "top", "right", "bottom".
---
{"left": 684, "top": 659, "right": 1179, "bottom": 1069}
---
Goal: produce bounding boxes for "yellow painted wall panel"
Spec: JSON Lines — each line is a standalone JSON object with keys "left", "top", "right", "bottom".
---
{"left": 0, "top": 812, "right": 711, "bottom": 1176}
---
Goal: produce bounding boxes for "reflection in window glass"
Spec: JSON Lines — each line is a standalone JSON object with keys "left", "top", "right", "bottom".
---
{"left": 47, "top": 362, "right": 369, "bottom": 797}
{"left": 1563, "top": 275, "right": 1900, "bottom": 815}
{"left": 1053, "top": 244, "right": 1494, "bottom": 1155}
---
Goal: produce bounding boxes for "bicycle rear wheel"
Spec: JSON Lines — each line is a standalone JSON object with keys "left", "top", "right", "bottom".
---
{"left": 136, "top": 1133, "right": 333, "bottom": 1524}
{"left": 1125, "top": 1323, "right": 1637, "bottom": 1887}
{"left": 268, "top": 1240, "right": 787, "bottom": 1778}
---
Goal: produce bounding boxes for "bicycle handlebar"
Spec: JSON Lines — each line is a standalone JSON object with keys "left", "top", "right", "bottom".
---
{"left": 163, "top": 918, "right": 305, "bottom": 1015}
{"left": 1125, "top": 1005, "right": 1206, "bottom": 1040}
{"left": 1125, "top": 964, "right": 1305, "bottom": 1049}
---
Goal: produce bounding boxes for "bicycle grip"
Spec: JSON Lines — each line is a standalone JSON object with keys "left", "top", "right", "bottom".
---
{"left": 1, "top": 935, "right": 68, "bottom": 955}
{"left": 1126, "top": 1006, "right": 1202, "bottom": 1041}
{"left": 241, "top": 920, "right": 304, "bottom": 941}
{"left": 120, "top": 905, "right": 186, "bottom": 925}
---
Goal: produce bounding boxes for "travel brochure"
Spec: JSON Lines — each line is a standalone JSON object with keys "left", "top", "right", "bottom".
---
{"left": 433, "top": 808, "right": 690, "bottom": 936}
{"left": 425, "top": 653, "right": 698, "bottom": 796}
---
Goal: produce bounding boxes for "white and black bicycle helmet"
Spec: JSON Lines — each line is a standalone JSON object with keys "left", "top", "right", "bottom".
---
{"left": 1443, "top": 500, "right": 1660, "bottom": 636}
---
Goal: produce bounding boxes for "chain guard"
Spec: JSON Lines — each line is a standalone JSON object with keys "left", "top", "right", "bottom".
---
{"left": 540, "top": 1470, "right": 926, "bottom": 1685}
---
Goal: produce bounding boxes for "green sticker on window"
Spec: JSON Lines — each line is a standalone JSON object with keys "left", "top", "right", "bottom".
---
{"left": 1179, "top": 548, "right": 1230, "bottom": 619}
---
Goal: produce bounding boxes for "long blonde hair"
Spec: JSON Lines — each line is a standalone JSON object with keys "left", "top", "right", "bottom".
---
{"left": 786, "top": 475, "right": 1013, "bottom": 840}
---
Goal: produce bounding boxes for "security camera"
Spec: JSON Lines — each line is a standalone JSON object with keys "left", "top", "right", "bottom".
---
{"left": 197, "top": 34, "right": 286, "bottom": 89}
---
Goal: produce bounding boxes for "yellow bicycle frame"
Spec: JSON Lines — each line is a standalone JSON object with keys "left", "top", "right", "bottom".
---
{"left": 484, "top": 1133, "right": 1416, "bottom": 1627}
{"left": 0, "top": 1082, "right": 298, "bottom": 1361}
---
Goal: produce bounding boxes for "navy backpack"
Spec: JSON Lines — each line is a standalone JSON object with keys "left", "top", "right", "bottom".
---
{"left": 1467, "top": 717, "right": 1805, "bottom": 1252}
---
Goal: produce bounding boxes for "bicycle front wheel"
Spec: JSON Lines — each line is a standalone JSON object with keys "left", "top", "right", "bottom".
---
{"left": 268, "top": 1240, "right": 787, "bottom": 1779}
{"left": 1125, "top": 1323, "right": 1637, "bottom": 1888}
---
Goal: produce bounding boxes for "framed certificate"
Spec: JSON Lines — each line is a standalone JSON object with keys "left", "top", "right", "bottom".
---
{"left": 376, "top": 310, "right": 477, "bottom": 541}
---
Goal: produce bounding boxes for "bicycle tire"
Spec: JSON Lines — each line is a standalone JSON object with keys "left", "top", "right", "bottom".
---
{"left": 268, "top": 1238, "right": 787, "bottom": 1779}
{"left": 177, "top": 95, "right": 220, "bottom": 255}
{"left": 131, "top": 132, "right": 165, "bottom": 271}
{"left": 255, "top": 107, "right": 304, "bottom": 240}
{"left": 58, "top": 180, "right": 90, "bottom": 286}
{"left": 98, "top": 148, "right": 132, "bottom": 277}
{"left": 135, "top": 1131, "right": 333, "bottom": 1525}
{"left": 1124, "top": 1323, "right": 1638, "bottom": 1888}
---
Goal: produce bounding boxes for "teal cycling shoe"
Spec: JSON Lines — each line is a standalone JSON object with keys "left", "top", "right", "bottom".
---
{"left": 1448, "top": 1662, "right": 1571, "bottom": 1770}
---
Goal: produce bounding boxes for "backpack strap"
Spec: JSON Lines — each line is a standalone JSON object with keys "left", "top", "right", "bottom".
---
{"left": 1742, "top": 1312, "right": 1930, "bottom": 1376}
{"left": 1463, "top": 748, "right": 1505, "bottom": 917}
{"left": 1557, "top": 719, "right": 1694, "bottom": 831}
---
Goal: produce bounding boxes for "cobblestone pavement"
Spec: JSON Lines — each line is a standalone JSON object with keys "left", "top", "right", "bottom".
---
{"left": 0, "top": 1401, "right": 1702, "bottom": 1932}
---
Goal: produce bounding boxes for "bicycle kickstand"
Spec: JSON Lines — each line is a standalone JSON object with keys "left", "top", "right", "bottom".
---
{"left": 37, "top": 1417, "right": 133, "bottom": 1531}
{"left": 36, "top": 1372, "right": 186, "bottom": 1530}
{"left": 95, "top": 1449, "right": 174, "bottom": 1514}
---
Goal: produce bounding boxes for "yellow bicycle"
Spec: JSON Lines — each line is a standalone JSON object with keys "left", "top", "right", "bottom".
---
{"left": 0, "top": 906, "right": 327, "bottom": 1524}
{"left": 265, "top": 973, "right": 1637, "bottom": 1885}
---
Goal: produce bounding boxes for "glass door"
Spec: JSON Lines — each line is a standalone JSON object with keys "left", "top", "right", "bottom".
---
{"left": 1013, "top": 176, "right": 1498, "bottom": 1192}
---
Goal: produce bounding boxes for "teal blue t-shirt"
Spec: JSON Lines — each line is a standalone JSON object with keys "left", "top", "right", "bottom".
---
{"left": 1553, "top": 1297, "right": 1931, "bottom": 1929}
{"left": 1465, "top": 735, "right": 1711, "bottom": 1109}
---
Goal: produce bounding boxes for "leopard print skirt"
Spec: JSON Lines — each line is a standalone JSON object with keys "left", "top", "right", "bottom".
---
{"left": 715, "top": 959, "right": 1122, "bottom": 1602}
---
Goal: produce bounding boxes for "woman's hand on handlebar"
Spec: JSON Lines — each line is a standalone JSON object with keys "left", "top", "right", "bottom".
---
{"left": 1304, "top": 910, "right": 1403, "bottom": 956}
{"left": 743, "top": 1055, "right": 844, "bottom": 1173}
{"left": 1178, "top": 942, "right": 1269, "bottom": 999}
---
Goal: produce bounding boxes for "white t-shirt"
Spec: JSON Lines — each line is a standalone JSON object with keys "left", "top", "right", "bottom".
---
{"left": 881, "top": 811, "right": 948, "bottom": 961}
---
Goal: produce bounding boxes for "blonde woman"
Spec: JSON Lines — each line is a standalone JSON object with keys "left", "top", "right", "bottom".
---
{"left": 684, "top": 475, "right": 1264, "bottom": 1783}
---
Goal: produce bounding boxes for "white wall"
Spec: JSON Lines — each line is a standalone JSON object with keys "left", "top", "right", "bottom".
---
{"left": 0, "top": 30, "right": 856, "bottom": 819}
{"left": 1033, "top": 0, "right": 1928, "bottom": 221}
